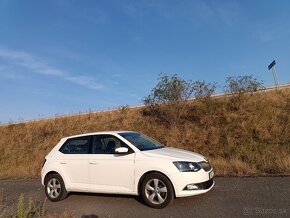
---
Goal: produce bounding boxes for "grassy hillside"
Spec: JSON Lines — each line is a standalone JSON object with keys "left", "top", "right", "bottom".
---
{"left": 0, "top": 89, "right": 289, "bottom": 179}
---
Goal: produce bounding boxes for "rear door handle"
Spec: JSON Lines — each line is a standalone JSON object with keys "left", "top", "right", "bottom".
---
{"left": 89, "top": 161, "right": 99, "bottom": 164}
{"left": 60, "top": 161, "right": 68, "bottom": 164}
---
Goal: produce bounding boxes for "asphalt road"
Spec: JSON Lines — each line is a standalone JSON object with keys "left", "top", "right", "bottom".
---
{"left": 0, "top": 177, "right": 289, "bottom": 218}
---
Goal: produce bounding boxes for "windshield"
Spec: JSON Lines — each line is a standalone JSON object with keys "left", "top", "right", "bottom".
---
{"left": 119, "top": 132, "right": 164, "bottom": 151}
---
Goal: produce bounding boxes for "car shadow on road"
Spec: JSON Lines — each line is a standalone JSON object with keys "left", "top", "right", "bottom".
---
{"left": 67, "top": 192, "right": 144, "bottom": 204}
{"left": 81, "top": 215, "right": 98, "bottom": 218}
{"left": 65, "top": 190, "right": 215, "bottom": 209}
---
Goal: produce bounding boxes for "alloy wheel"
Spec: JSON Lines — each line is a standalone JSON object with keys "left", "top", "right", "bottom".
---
{"left": 47, "top": 178, "right": 61, "bottom": 199}
{"left": 145, "top": 178, "right": 168, "bottom": 204}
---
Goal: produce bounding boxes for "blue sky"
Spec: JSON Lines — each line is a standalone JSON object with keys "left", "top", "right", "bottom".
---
{"left": 0, "top": 0, "right": 290, "bottom": 123}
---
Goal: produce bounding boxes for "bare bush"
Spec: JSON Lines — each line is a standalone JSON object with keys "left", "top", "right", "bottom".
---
{"left": 142, "top": 74, "right": 216, "bottom": 126}
{"left": 224, "top": 75, "right": 264, "bottom": 96}
{"left": 192, "top": 80, "right": 216, "bottom": 101}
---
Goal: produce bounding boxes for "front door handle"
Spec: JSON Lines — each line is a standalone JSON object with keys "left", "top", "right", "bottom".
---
{"left": 60, "top": 161, "right": 68, "bottom": 164}
{"left": 89, "top": 161, "right": 99, "bottom": 164}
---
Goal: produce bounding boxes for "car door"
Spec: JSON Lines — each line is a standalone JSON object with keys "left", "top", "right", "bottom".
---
{"left": 57, "top": 136, "right": 91, "bottom": 191}
{"left": 89, "top": 134, "right": 135, "bottom": 194}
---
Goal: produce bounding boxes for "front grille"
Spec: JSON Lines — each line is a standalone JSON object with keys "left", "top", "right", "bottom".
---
{"left": 198, "top": 161, "right": 212, "bottom": 172}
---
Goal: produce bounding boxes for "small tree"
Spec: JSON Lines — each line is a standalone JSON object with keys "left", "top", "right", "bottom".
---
{"left": 143, "top": 74, "right": 194, "bottom": 126}
{"left": 143, "top": 74, "right": 195, "bottom": 105}
{"left": 192, "top": 81, "right": 216, "bottom": 100}
{"left": 224, "top": 75, "right": 264, "bottom": 109}
{"left": 143, "top": 74, "right": 217, "bottom": 105}
{"left": 143, "top": 74, "right": 216, "bottom": 126}
{"left": 224, "top": 75, "right": 264, "bottom": 96}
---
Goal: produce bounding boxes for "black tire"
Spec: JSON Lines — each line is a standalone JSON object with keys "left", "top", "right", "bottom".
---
{"left": 140, "top": 173, "right": 174, "bottom": 209}
{"left": 44, "top": 173, "right": 68, "bottom": 202}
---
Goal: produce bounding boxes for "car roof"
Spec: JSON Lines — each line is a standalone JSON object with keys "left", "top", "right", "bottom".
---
{"left": 63, "top": 131, "right": 136, "bottom": 139}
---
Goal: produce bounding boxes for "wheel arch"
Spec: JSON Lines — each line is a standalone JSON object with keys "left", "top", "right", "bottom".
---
{"left": 137, "top": 170, "right": 176, "bottom": 198}
{"left": 44, "top": 171, "right": 66, "bottom": 185}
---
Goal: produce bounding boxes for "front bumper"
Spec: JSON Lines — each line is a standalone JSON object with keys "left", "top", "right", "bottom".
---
{"left": 170, "top": 169, "right": 214, "bottom": 197}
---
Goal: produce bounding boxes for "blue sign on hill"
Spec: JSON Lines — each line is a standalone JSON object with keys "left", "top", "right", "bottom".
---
{"left": 268, "top": 60, "right": 276, "bottom": 70}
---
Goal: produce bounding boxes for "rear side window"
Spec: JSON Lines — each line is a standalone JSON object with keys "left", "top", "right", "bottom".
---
{"left": 59, "top": 136, "right": 90, "bottom": 154}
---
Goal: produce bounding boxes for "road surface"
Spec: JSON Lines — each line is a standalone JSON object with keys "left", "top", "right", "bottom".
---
{"left": 0, "top": 177, "right": 289, "bottom": 217}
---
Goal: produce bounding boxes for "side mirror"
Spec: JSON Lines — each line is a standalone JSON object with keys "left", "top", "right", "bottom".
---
{"left": 115, "top": 147, "right": 129, "bottom": 154}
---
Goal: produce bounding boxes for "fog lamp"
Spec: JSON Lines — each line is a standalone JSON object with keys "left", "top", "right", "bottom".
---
{"left": 186, "top": 184, "right": 199, "bottom": 190}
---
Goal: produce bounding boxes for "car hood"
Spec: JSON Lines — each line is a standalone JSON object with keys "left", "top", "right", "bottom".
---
{"left": 141, "top": 147, "right": 206, "bottom": 162}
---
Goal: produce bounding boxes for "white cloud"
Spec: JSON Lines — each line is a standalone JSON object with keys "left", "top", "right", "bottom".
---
{"left": 66, "top": 75, "right": 103, "bottom": 90}
{"left": 0, "top": 48, "right": 103, "bottom": 90}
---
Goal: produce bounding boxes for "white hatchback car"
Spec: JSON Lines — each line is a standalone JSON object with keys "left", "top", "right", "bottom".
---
{"left": 41, "top": 131, "right": 214, "bottom": 208}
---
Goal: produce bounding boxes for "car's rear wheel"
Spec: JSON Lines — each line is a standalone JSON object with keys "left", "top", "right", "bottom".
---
{"left": 140, "top": 173, "right": 174, "bottom": 208}
{"left": 45, "top": 174, "right": 67, "bottom": 202}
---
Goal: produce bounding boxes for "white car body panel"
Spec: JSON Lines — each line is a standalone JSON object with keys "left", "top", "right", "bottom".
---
{"left": 141, "top": 147, "right": 206, "bottom": 161}
{"left": 89, "top": 153, "right": 135, "bottom": 194}
{"left": 55, "top": 152, "right": 90, "bottom": 192}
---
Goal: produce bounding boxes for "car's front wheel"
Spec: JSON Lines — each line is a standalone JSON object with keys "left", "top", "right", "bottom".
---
{"left": 45, "top": 173, "right": 67, "bottom": 202}
{"left": 140, "top": 173, "right": 174, "bottom": 208}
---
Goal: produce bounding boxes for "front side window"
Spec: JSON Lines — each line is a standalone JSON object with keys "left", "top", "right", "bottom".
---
{"left": 119, "top": 132, "right": 164, "bottom": 151}
{"left": 92, "top": 134, "right": 132, "bottom": 154}
{"left": 59, "top": 136, "right": 90, "bottom": 154}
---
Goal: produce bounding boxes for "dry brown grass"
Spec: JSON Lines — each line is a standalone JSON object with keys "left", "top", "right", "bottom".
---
{"left": 0, "top": 193, "right": 73, "bottom": 218}
{"left": 0, "top": 89, "right": 289, "bottom": 179}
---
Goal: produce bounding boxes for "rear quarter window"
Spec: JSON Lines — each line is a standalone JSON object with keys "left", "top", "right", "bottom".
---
{"left": 59, "top": 136, "right": 90, "bottom": 154}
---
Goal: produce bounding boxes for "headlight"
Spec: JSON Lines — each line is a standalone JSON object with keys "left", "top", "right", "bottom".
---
{"left": 173, "top": 161, "right": 201, "bottom": 172}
